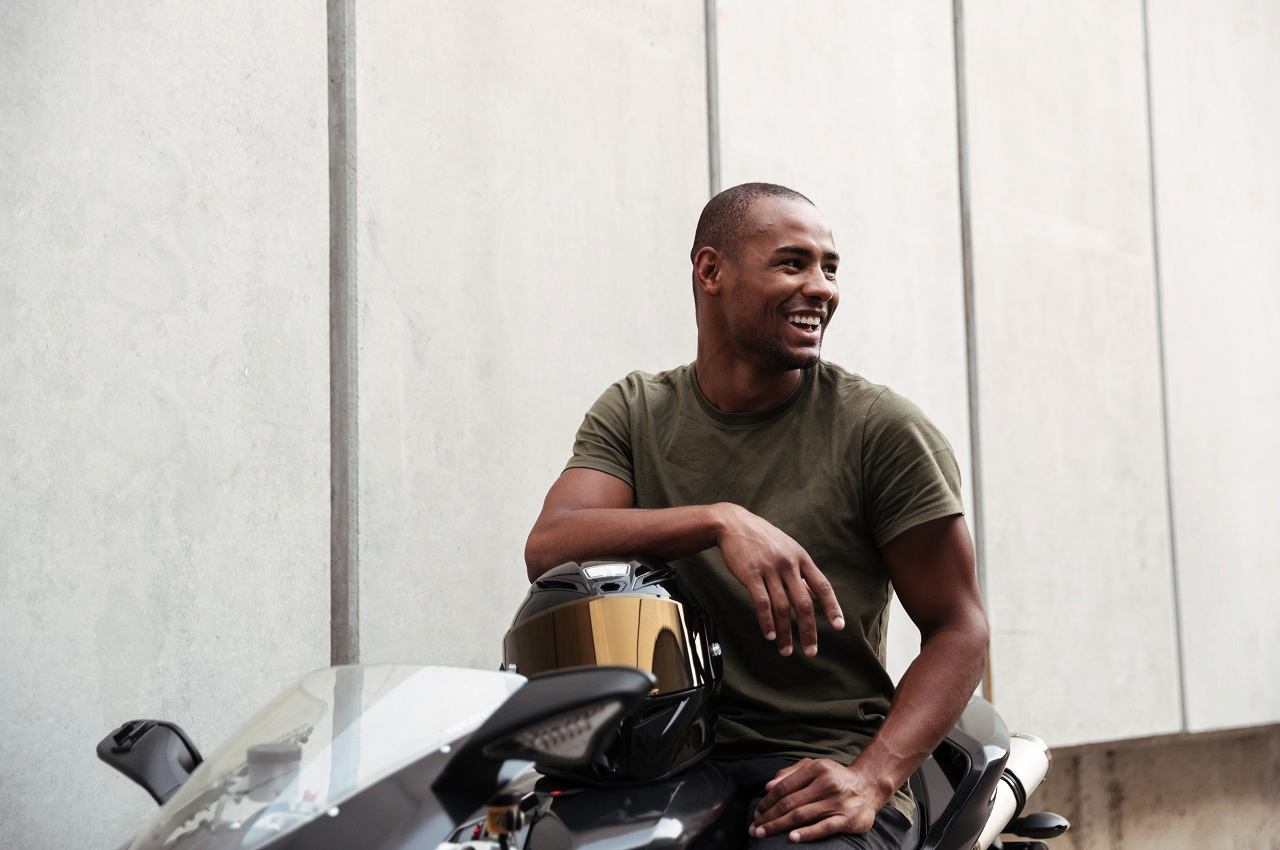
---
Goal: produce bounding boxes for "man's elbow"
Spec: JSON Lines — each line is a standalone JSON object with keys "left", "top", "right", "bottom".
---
{"left": 961, "top": 605, "right": 990, "bottom": 655}
{"left": 962, "top": 610, "right": 991, "bottom": 683}
{"left": 524, "top": 523, "right": 561, "bottom": 582}
{"left": 972, "top": 611, "right": 990, "bottom": 657}
{"left": 922, "top": 606, "right": 989, "bottom": 660}
{"left": 524, "top": 534, "right": 548, "bottom": 582}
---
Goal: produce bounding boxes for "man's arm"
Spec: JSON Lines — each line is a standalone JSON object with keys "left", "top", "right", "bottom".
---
{"left": 751, "top": 514, "right": 988, "bottom": 841}
{"left": 525, "top": 468, "right": 845, "bottom": 657}
{"left": 525, "top": 468, "right": 719, "bottom": 576}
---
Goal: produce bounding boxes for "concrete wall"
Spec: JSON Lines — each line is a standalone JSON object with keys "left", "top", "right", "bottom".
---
{"left": 4, "top": 1, "right": 1279, "bottom": 848}
{"left": 353, "top": 1, "right": 708, "bottom": 667}
{"left": 1147, "top": 0, "right": 1280, "bottom": 733}
{"left": 1029, "top": 725, "right": 1280, "bottom": 850}
{"left": 962, "top": 0, "right": 1181, "bottom": 745}
{"left": 0, "top": 3, "right": 330, "bottom": 848}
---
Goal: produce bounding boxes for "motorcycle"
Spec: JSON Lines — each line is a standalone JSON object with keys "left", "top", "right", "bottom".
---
{"left": 99, "top": 561, "right": 1069, "bottom": 850}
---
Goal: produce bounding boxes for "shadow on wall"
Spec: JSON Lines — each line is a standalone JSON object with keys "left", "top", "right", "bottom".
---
{"left": 1031, "top": 725, "right": 1280, "bottom": 850}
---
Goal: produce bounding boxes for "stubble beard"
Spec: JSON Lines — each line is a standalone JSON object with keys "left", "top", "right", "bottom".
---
{"left": 738, "top": 325, "right": 823, "bottom": 373}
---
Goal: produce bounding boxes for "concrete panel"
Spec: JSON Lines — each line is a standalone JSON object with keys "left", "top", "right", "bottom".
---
{"left": 1032, "top": 726, "right": 1280, "bottom": 850}
{"left": 355, "top": 3, "right": 708, "bottom": 665}
{"left": 1147, "top": 1, "right": 1280, "bottom": 731}
{"left": 715, "top": 1, "right": 971, "bottom": 681}
{"left": 964, "top": 2, "right": 1180, "bottom": 743}
{"left": 0, "top": 3, "right": 329, "bottom": 847}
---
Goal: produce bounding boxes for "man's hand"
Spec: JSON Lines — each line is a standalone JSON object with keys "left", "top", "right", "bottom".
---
{"left": 750, "top": 758, "right": 892, "bottom": 842}
{"left": 526, "top": 471, "right": 843, "bottom": 658}
{"left": 716, "top": 503, "right": 845, "bottom": 657}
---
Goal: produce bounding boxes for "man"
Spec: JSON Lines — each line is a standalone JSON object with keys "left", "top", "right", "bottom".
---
{"left": 524, "top": 183, "right": 988, "bottom": 849}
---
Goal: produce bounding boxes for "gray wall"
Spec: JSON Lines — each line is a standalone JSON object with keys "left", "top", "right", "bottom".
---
{"left": 1147, "top": 0, "right": 1280, "bottom": 733}
{"left": 3, "top": 2, "right": 1278, "bottom": 849}
{"left": 353, "top": 1, "right": 708, "bottom": 667}
{"left": 0, "top": 3, "right": 330, "bottom": 847}
{"left": 962, "top": 0, "right": 1181, "bottom": 745}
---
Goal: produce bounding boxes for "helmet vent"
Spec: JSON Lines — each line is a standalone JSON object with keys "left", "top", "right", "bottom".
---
{"left": 535, "top": 578, "right": 584, "bottom": 591}
{"left": 598, "top": 581, "right": 624, "bottom": 593}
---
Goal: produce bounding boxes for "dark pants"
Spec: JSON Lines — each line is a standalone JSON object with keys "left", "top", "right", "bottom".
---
{"left": 713, "top": 757, "right": 913, "bottom": 850}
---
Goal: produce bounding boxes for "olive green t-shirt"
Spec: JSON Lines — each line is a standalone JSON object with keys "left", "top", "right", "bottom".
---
{"left": 564, "top": 361, "right": 963, "bottom": 820}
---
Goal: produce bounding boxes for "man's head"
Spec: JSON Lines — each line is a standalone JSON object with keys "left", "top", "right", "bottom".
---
{"left": 690, "top": 183, "right": 839, "bottom": 372}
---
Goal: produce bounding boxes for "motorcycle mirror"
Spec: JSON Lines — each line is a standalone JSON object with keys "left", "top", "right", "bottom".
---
{"left": 1006, "top": 810, "right": 1071, "bottom": 839}
{"left": 97, "top": 719, "right": 203, "bottom": 805}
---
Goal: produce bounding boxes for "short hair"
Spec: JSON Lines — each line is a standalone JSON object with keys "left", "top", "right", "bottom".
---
{"left": 690, "top": 182, "right": 815, "bottom": 262}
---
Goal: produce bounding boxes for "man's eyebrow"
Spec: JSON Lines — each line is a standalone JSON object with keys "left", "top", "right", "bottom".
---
{"left": 774, "top": 245, "right": 840, "bottom": 263}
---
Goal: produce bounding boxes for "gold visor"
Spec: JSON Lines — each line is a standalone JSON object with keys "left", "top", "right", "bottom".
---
{"left": 503, "top": 596, "right": 706, "bottom": 695}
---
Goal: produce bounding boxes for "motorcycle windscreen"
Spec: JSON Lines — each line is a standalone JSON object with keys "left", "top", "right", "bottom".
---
{"left": 504, "top": 596, "right": 707, "bottom": 694}
{"left": 126, "top": 665, "right": 524, "bottom": 850}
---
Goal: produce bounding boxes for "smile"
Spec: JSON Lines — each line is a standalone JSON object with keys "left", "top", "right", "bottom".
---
{"left": 785, "top": 314, "right": 823, "bottom": 333}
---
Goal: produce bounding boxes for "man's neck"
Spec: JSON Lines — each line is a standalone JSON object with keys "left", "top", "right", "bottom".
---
{"left": 693, "top": 347, "right": 804, "bottom": 413}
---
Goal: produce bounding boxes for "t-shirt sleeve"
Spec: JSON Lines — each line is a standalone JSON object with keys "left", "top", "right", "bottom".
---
{"left": 563, "top": 380, "right": 635, "bottom": 488}
{"left": 862, "top": 388, "right": 964, "bottom": 547}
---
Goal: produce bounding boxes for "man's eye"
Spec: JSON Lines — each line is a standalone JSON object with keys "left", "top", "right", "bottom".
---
{"left": 782, "top": 259, "right": 803, "bottom": 269}
{"left": 824, "top": 266, "right": 838, "bottom": 278}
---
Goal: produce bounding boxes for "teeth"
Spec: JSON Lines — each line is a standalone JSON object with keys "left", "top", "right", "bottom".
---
{"left": 788, "top": 315, "right": 821, "bottom": 328}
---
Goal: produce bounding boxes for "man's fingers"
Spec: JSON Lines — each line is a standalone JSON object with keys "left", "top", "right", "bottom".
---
{"left": 763, "top": 759, "right": 807, "bottom": 791}
{"left": 747, "top": 579, "right": 777, "bottom": 642}
{"left": 782, "top": 567, "right": 818, "bottom": 656}
{"left": 754, "top": 784, "right": 827, "bottom": 831}
{"left": 752, "top": 801, "right": 834, "bottom": 839}
{"left": 800, "top": 558, "right": 845, "bottom": 630}
{"left": 786, "top": 815, "right": 847, "bottom": 843}
{"left": 763, "top": 572, "right": 793, "bottom": 655}
{"left": 756, "top": 760, "right": 820, "bottom": 815}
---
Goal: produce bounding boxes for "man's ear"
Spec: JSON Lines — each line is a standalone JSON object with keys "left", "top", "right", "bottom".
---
{"left": 692, "top": 246, "right": 725, "bottom": 297}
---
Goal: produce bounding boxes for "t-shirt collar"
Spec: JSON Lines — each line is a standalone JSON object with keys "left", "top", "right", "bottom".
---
{"left": 688, "top": 362, "right": 816, "bottom": 428}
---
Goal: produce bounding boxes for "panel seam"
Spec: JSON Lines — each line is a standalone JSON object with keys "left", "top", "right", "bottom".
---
{"left": 328, "top": 0, "right": 359, "bottom": 666}
{"left": 703, "top": 0, "right": 721, "bottom": 197}
{"left": 1141, "top": 0, "right": 1188, "bottom": 731}
{"left": 951, "top": 0, "right": 991, "bottom": 703}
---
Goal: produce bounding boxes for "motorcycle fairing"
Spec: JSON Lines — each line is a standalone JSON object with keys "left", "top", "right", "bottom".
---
{"left": 124, "top": 665, "right": 524, "bottom": 850}
{"left": 910, "top": 697, "right": 1010, "bottom": 850}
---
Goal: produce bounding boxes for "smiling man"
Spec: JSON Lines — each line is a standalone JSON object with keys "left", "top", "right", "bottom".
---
{"left": 525, "top": 183, "right": 988, "bottom": 849}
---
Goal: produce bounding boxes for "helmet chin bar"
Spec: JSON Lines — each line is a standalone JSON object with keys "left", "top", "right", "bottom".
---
{"left": 500, "top": 700, "right": 625, "bottom": 767}
{"left": 431, "top": 666, "right": 653, "bottom": 822}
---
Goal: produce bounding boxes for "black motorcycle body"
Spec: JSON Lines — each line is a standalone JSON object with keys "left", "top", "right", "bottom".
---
{"left": 101, "top": 664, "right": 1065, "bottom": 850}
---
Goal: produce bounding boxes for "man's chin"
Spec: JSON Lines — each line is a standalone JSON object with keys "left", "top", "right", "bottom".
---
{"left": 740, "top": 335, "right": 823, "bottom": 373}
{"left": 767, "top": 346, "right": 821, "bottom": 372}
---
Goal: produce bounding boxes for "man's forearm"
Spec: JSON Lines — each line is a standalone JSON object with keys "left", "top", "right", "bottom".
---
{"left": 524, "top": 504, "right": 729, "bottom": 580}
{"left": 851, "top": 620, "right": 988, "bottom": 803}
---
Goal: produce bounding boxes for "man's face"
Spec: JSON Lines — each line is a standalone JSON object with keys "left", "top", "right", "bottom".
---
{"left": 718, "top": 197, "right": 840, "bottom": 371}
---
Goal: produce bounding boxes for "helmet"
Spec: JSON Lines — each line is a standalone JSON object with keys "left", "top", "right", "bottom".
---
{"left": 502, "top": 558, "right": 722, "bottom": 785}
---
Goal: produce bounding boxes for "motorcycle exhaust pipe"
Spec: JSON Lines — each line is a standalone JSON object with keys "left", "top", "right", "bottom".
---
{"left": 976, "top": 732, "right": 1052, "bottom": 849}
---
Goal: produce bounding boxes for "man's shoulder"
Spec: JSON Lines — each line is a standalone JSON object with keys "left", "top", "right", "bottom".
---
{"left": 813, "top": 361, "right": 891, "bottom": 410}
{"left": 814, "top": 360, "right": 947, "bottom": 437}
{"left": 603, "top": 364, "right": 691, "bottom": 402}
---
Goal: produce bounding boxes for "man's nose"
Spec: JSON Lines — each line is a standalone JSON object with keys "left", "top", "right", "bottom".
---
{"left": 802, "top": 269, "right": 838, "bottom": 302}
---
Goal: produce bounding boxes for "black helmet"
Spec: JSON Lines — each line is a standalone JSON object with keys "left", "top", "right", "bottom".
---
{"left": 502, "top": 558, "right": 722, "bottom": 785}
